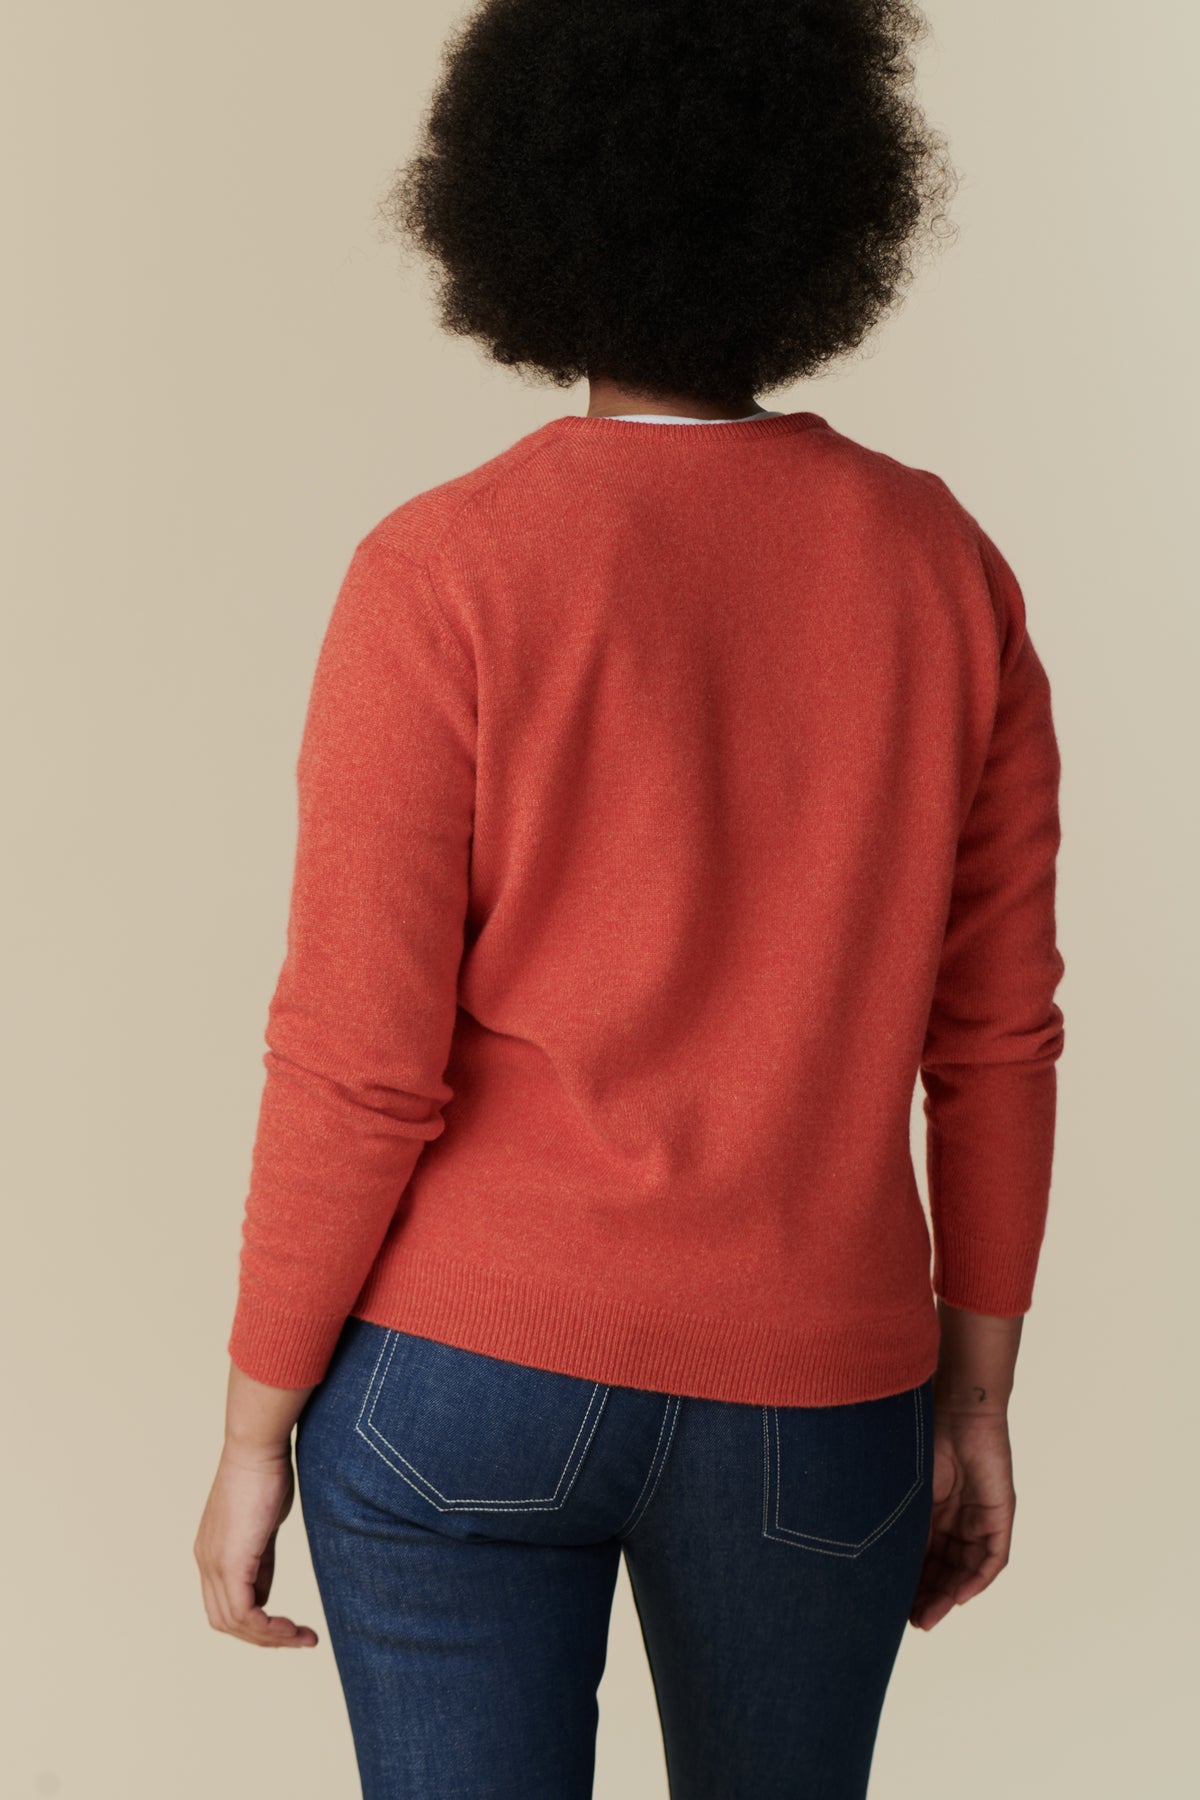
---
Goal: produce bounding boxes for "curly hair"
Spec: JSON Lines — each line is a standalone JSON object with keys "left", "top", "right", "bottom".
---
{"left": 378, "top": 0, "right": 958, "bottom": 403}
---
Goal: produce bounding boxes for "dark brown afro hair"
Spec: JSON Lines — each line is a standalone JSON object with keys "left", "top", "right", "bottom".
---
{"left": 378, "top": 0, "right": 958, "bottom": 405}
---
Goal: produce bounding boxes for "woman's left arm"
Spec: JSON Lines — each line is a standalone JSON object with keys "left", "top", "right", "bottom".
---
{"left": 195, "top": 524, "right": 476, "bottom": 1648}
{"left": 224, "top": 1361, "right": 316, "bottom": 1453}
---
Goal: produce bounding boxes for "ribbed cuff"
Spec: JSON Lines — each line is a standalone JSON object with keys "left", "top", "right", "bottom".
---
{"left": 226, "top": 1293, "right": 348, "bottom": 1389}
{"left": 931, "top": 1230, "right": 1045, "bottom": 1316}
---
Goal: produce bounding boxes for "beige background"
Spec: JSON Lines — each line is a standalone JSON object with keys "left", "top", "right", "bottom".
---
{"left": 4, "top": 2, "right": 1196, "bottom": 1794}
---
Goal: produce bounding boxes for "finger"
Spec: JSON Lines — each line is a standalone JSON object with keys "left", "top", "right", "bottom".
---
{"left": 220, "top": 1572, "right": 318, "bottom": 1647}
{"left": 910, "top": 1557, "right": 957, "bottom": 1625}
{"left": 950, "top": 1547, "right": 1008, "bottom": 1605}
{"left": 208, "top": 1568, "right": 239, "bottom": 1636}
{"left": 939, "top": 1527, "right": 995, "bottom": 1585}
{"left": 907, "top": 1543, "right": 954, "bottom": 1627}
{"left": 908, "top": 1549, "right": 960, "bottom": 1629}
{"left": 199, "top": 1572, "right": 226, "bottom": 1635}
{"left": 210, "top": 1555, "right": 258, "bottom": 1638}
{"left": 909, "top": 1591, "right": 957, "bottom": 1630}
{"left": 207, "top": 1561, "right": 249, "bottom": 1637}
{"left": 232, "top": 1605, "right": 319, "bottom": 1648}
{"left": 253, "top": 1536, "right": 278, "bottom": 1609}
{"left": 910, "top": 1522, "right": 994, "bottom": 1626}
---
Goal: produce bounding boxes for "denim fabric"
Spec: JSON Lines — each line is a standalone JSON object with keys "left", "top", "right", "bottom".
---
{"left": 295, "top": 1315, "right": 935, "bottom": 1799}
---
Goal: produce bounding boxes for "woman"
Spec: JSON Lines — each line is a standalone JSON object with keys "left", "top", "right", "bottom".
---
{"left": 195, "top": 2, "right": 1066, "bottom": 1795}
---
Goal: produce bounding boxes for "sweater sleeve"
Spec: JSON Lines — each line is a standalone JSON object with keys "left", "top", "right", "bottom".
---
{"left": 226, "top": 531, "right": 476, "bottom": 1387}
{"left": 919, "top": 524, "right": 1066, "bottom": 1316}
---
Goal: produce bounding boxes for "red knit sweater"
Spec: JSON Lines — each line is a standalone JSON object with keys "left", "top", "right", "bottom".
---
{"left": 226, "top": 409, "right": 1066, "bottom": 1405}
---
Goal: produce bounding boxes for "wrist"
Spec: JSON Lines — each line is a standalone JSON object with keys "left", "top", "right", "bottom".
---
{"left": 934, "top": 1296, "right": 1023, "bottom": 1414}
{"left": 932, "top": 1372, "right": 1012, "bottom": 1417}
{"left": 224, "top": 1358, "right": 316, "bottom": 1456}
{"left": 221, "top": 1431, "right": 293, "bottom": 1470}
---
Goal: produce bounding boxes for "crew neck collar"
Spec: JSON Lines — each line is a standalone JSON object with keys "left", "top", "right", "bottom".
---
{"left": 605, "top": 411, "right": 779, "bottom": 423}
{"left": 541, "top": 409, "right": 826, "bottom": 444}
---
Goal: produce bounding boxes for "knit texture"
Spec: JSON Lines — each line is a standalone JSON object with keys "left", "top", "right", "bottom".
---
{"left": 226, "top": 410, "right": 1066, "bottom": 1404}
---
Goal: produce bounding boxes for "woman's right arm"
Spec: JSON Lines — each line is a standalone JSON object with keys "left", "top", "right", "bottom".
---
{"left": 911, "top": 517, "right": 1066, "bottom": 1630}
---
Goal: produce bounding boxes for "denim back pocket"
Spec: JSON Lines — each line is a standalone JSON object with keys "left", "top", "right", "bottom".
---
{"left": 762, "top": 1379, "right": 927, "bottom": 1557}
{"left": 355, "top": 1326, "right": 611, "bottom": 1514}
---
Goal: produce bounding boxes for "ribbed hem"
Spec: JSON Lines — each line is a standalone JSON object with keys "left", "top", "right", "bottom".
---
{"left": 540, "top": 409, "right": 827, "bottom": 446}
{"left": 227, "top": 1295, "right": 349, "bottom": 1390}
{"left": 351, "top": 1246, "right": 940, "bottom": 1407}
{"left": 931, "top": 1231, "right": 1045, "bottom": 1316}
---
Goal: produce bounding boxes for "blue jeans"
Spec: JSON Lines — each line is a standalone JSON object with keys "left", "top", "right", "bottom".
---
{"left": 295, "top": 1315, "right": 935, "bottom": 1799}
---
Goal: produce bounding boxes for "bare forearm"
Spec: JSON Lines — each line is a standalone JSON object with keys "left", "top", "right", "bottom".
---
{"left": 224, "top": 1359, "right": 317, "bottom": 1457}
{"left": 933, "top": 1297, "right": 1024, "bottom": 1415}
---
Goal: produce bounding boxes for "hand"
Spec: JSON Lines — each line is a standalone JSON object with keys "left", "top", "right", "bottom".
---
{"left": 193, "top": 1440, "right": 319, "bottom": 1649}
{"left": 909, "top": 1404, "right": 1016, "bottom": 1630}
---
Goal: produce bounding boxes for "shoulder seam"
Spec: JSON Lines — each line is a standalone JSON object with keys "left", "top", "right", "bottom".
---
{"left": 377, "top": 421, "right": 568, "bottom": 569}
{"left": 360, "top": 423, "right": 571, "bottom": 674}
{"left": 357, "top": 533, "right": 476, "bottom": 686}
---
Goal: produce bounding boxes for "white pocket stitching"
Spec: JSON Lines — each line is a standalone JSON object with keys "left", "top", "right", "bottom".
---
{"left": 354, "top": 1327, "right": 611, "bottom": 1513}
{"left": 617, "top": 1395, "right": 682, "bottom": 1540}
{"left": 761, "top": 1384, "right": 925, "bottom": 1558}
